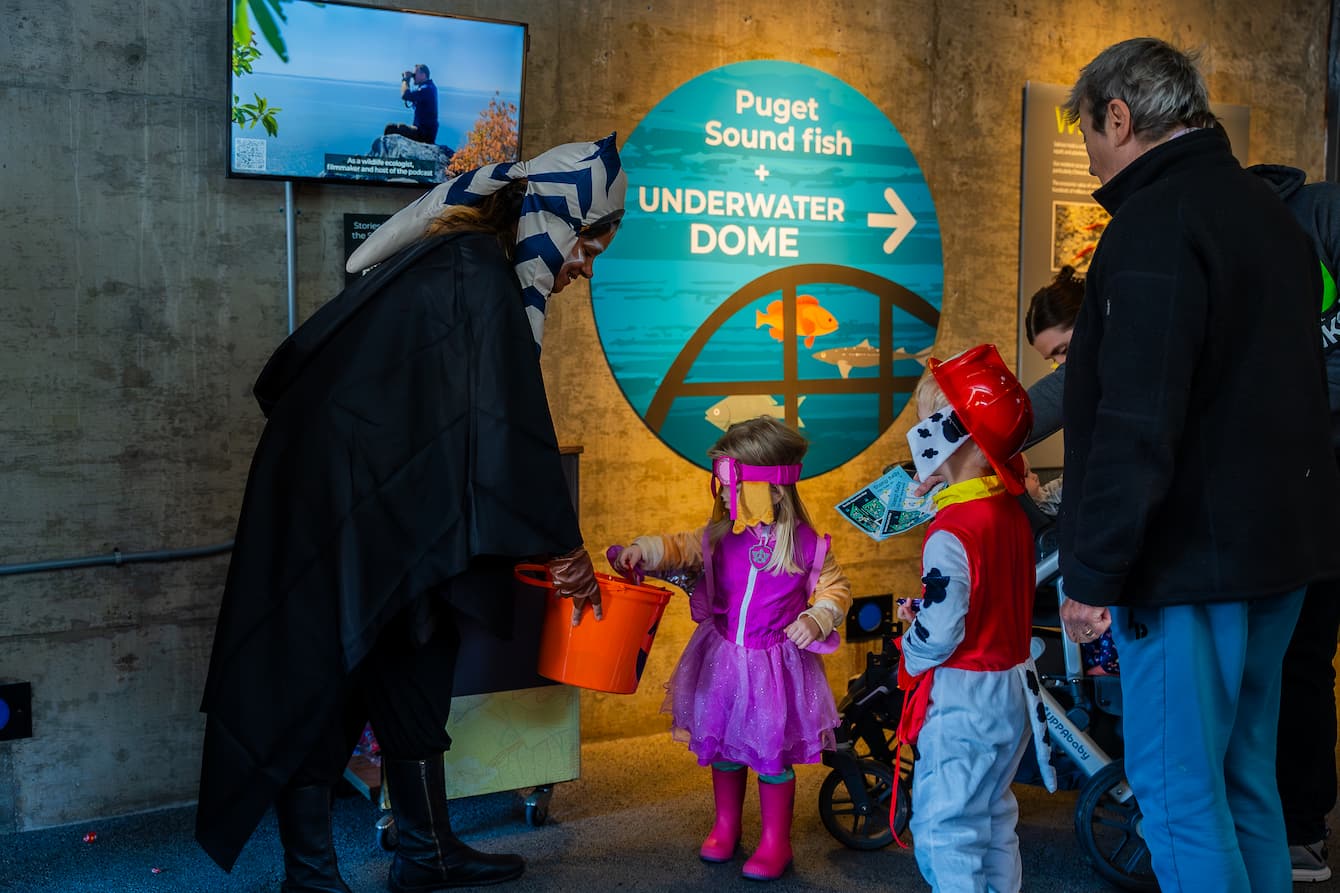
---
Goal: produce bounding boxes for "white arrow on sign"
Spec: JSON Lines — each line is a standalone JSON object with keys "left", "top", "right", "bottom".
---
{"left": 867, "top": 187, "right": 918, "bottom": 255}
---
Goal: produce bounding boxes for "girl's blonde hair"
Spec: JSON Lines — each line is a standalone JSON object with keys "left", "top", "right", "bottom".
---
{"left": 706, "top": 416, "right": 812, "bottom": 575}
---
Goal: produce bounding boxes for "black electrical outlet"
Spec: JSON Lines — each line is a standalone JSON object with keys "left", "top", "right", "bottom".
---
{"left": 845, "top": 594, "right": 894, "bottom": 641}
{"left": 0, "top": 682, "right": 33, "bottom": 741}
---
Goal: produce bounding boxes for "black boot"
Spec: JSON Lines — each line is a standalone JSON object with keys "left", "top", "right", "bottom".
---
{"left": 384, "top": 756, "right": 525, "bottom": 891}
{"left": 275, "top": 784, "right": 353, "bottom": 893}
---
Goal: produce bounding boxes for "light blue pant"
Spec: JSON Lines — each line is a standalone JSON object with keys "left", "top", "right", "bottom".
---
{"left": 910, "top": 667, "right": 1030, "bottom": 893}
{"left": 1110, "top": 590, "right": 1305, "bottom": 893}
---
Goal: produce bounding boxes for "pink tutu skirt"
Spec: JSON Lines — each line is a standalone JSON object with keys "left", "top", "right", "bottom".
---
{"left": 661, "top": 621, "right": 839, "bottom": 776}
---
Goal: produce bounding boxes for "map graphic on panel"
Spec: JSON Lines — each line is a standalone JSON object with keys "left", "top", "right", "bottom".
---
{"left": 592, "top": 61, "right": 944, "bottom": 477}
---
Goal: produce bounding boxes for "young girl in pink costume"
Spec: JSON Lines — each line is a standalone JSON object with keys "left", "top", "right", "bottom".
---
{"left": 610, "top": 416, "right": 852, "bottom": 881}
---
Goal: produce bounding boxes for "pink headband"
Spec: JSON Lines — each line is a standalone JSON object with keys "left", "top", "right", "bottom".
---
{"left": 710, "top": 457, "right": 802, "bottom": 520}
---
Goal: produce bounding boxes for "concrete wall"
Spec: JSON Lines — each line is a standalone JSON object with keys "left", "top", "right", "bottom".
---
{"left": 0, "top": 0, "right": 1327, "bottom": 830}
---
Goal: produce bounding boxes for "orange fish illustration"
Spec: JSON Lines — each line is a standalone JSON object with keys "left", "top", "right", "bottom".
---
{"left": 754, "top": 294, "right": 839, "bottom": 349}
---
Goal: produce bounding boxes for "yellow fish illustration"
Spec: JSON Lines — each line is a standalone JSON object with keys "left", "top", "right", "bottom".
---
{"left": 754, "top": 294, "right": 839, "bottom": 349}
{"left": 705, "top": 395, "right": 807, "bottom": 432}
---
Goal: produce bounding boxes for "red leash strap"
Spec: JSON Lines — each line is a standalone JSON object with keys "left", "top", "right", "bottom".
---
{"left": 888, "top": 638, "right": 933, "bottom": 849}
{"left": 889, "top": 731, "right": 911, "bottom": 849}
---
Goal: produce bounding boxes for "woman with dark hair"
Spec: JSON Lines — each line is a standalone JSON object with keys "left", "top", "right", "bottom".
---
{"left": 196, "top": 136, "right": 627, "bottom": 893}
{"left": 1025, "top": 264, "right": 1084, "bottom": 368}
{"left": 1021, "top": 265, "right": 1084, "bottom": 514}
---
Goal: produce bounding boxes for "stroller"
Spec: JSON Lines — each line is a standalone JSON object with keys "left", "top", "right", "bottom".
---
{"left": 816, "top": 526, "right": 1157, "bottom": 892}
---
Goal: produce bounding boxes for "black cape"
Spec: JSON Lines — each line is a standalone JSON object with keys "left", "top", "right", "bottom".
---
{"left": 195, "top": 232, "right": 581, "bottom": 870}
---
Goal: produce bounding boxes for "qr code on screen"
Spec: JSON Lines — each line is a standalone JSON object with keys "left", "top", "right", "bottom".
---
{"left": 233, "top": 137, "right": 267, "bottom": 172}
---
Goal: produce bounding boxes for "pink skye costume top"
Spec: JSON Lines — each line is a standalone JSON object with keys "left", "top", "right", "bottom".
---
{"left": 649, "top": 522, "right": 848, "bottom": 776}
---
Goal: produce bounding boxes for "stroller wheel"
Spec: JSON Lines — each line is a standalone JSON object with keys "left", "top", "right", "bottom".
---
{"left": 818, "top": 758, "right": 907, "bottom": 850}
{"left": 1074, "top": 759, "right": 1157, "bottom": 891}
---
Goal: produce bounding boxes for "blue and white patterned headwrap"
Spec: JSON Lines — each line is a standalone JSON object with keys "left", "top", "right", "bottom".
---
{"left": 345, "top": 133, "right": 627, "bottom": 345}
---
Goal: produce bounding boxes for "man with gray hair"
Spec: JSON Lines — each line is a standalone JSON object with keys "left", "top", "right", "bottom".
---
{"left": 1055, "top": 37, "right": 1340, "bottom": 892}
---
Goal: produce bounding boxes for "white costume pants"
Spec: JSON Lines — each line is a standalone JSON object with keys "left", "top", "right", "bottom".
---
{"left": 909, "top": 666, "right": 1031, "bottom": 893}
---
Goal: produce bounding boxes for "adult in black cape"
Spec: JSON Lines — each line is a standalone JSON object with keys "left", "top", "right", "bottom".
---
{"left": 197, "top": 134, "right": 627, "bottom": 893}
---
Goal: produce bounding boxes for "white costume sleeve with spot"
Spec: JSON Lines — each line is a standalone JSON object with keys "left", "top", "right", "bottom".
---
{"left": 900, "top": 529, "right": 971, "bottom": 677}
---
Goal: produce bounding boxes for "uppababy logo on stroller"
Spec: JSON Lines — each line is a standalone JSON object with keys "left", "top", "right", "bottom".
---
{"left": 1047, "top": 711, "right": 1092, "bottom": 762}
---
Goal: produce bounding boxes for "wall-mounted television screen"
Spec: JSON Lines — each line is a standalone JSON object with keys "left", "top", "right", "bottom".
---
{"left": 228, "top": 0, "right": 527, "bottom": 186}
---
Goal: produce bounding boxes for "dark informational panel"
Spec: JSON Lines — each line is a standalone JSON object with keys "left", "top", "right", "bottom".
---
{"left": 343, "top": 213, "right": 390, "bottom": 284}
{"left": 1017, "top": 82, "right": 1249, "bottom": 469}
{"left": 1329, "top": 0, "right": 1340, "bottom": 183}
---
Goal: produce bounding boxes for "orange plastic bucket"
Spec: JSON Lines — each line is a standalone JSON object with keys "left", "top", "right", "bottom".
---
{"left": 514, "top": 564, "right": 673, "bottom": 694}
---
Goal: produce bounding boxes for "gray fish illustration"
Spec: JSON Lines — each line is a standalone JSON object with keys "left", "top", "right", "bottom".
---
{"left": 812, "top": 340, "right": 932, "bottom": 379}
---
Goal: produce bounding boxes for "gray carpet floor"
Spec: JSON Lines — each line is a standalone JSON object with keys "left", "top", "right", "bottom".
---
{"left": 1, "top": 731, "right": 1337, "bottom": 892}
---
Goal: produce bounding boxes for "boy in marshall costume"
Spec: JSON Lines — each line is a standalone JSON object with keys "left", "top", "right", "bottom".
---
{"left": 895, "top": 344, "right": 1055, "bottom": 893}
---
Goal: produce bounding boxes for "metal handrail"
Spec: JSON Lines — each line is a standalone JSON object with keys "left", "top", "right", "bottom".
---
{"left": 0, "top": 542, "right": 233, "bottom": 577}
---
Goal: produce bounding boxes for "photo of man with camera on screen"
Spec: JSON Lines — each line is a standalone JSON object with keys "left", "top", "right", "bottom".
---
{"left": 384, "top": 63, "right": 439, "bottom": 144}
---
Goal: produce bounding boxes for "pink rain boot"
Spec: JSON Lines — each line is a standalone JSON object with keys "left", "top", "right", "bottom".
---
{"left": 742, "top": 776, "right": 794, "bottom": 880}
{"left": 700, "top": 766, "right": 747, "bottom": 862}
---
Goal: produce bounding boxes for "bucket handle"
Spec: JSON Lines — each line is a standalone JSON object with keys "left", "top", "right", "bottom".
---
{"left": 514, "top": 563, "right": 556, "bottom": 590}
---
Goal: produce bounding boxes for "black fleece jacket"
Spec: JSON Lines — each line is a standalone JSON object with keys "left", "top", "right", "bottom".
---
{"left": 1059, "top": 129, "right": 1340, "bottom": 608}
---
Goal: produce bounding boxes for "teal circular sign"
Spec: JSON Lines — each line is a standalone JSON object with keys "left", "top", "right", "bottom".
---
{"left": 593, "top": 61, "right": 943, "bottom": 477}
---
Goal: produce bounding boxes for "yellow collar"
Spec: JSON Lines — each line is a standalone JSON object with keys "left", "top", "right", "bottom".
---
{"left": 932, "top": 475, "right": 1008, "bottom": 511}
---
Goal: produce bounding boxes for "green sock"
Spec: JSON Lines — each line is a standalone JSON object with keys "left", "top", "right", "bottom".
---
{"left": 711, "top": 761, "right": 746, "bottom": 772}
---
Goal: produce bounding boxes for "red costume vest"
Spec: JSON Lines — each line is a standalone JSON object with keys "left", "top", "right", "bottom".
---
{"left": 896, "top": 493, "right": 1035, "bottom": 743}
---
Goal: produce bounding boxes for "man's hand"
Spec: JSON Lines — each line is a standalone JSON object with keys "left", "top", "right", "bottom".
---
{"left": 547, "top": 546, "right": 603, "bottom": 626}
{"left": 1060, "top": 597, "right": 1111, "bottom": 644}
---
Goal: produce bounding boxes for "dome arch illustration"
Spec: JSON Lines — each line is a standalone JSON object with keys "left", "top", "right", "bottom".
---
{"left": 644, "top": 263, "right": 940, "bottom": 468}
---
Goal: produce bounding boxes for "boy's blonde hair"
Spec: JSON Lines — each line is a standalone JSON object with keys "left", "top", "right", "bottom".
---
{"left": 913, "top": 372, "right": 950, "bottom": 415}
{"left": 706, "top": 416, "right": 812, "bottom": 575}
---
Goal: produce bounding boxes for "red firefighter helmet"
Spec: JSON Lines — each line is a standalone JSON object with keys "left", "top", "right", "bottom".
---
{"left": 927, "top": 344, "right": 1033, "bottom": 494}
